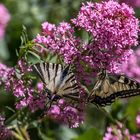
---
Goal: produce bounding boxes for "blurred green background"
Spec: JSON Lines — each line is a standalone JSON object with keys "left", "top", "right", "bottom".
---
{"left": 0, "top": 0, "right": 140, "bottom": 140}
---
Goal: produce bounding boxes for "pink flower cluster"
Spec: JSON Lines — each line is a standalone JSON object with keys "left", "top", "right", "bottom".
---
{"left": 48, "top": 99, "right": 84, "bottom": 128}
{"left": 2, "top": 60, "right": 35, "bottom": 109}
{"left": 72, "top": 1, "right": 139, "bottom": 72}
{"left": 103, "top": 122, "right": 140, "bottom": 140}
{"left": 104, "top": 112, "right": 140, "bottom": 140}
{"left": 34, "top": 22, "right": 80, "bottom": 64}
{"left": 0, "top": 116, "right": 12, "bottom": 140}
{"left": 121, "top": 48, "right": 140, "bottom": 82}
{"left": 0, "top": 61, "right": 38, "bottom": 110}
{"left": 0, "top": 4, "right": 10, "bottom": 39}
{"left": 119, "top": 0, "right": 140, "bottom": 8}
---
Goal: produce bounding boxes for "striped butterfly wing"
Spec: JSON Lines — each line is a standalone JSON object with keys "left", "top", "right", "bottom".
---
{"left": 32, "top": 62, "right": 79, "bottom": 100}
{"left": 89, "top": 73, "right": 140, "bottom": 106}
{"left": 32, "top": 62, "right": 64, "bottom": 93}
{"left": 57, "top": 69, "right": 80, "bottom": 100}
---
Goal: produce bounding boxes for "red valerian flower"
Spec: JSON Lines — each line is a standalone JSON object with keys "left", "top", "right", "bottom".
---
{"left": 103, "top": 123, "right": 140, "bottom": 140}
{"left": 34, "top": 22, "right": 81, "bottom": 64}
{"left": 72, "top": 0, "right": 139, "bottom": 72}
{"left": 47, "top": 99, "right": 85, "bottom": 128}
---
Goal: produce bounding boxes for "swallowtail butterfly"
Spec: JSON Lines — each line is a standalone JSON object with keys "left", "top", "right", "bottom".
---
{"left": 88, "top": 69, "right": 140, "bottom": 106}
{"left": 32, "top": 62, "right": 80, "bottom": 102}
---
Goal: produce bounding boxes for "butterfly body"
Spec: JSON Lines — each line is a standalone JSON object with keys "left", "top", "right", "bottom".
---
{"left": 88, "top": 69, "right": 140, "bottom": 106}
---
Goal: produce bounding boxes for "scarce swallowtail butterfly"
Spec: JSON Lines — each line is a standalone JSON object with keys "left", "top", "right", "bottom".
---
{"left": 32, "top": 62, "right": 80, "bottom": 102}
{"left": 88, "top": 68, "right": 140, "bottom": 106}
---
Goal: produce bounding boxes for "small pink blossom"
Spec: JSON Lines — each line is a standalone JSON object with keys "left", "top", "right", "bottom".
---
{"left": 37, "top": 82, "right": 44, "bottom": 92}
{"left": 136, "top": 112, "right": 140, "bottom": 128}
{"left": 16, "top": 99, "right": 29, "bottom": 109}
{"left": 48, "top": 105, "right": 60, "bottom": 116}
{"left": 42, "top": 22, "right": 56, "bottom": 35}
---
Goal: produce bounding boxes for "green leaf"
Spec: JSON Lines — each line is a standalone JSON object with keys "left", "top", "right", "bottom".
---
{"left": 28, "top": 50, "right": 41, "bottom": 60}
{"left": 73, "top": 127, "right": 102, "bottom": 140}
{"left": 58, "top": 126, "right": 78, "bottom": 140}
{"left": 18, "top": 25, "right": 32, "bottom": 59}
{"left": 5, "top": 106, "right": 15, "bottom": 113}
{"left": 21, "top": 25, "right": 28, "bottom": 45}
{"left": 125, "top": 97, "right": 140, "bottom": 132}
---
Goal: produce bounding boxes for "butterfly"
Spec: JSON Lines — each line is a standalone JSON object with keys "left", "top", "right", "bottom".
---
{"left": 31, "top": 62, "right": 80, "bottom": 102}
{"left": 88, "top": 68, "right": 140, "bottom": 106}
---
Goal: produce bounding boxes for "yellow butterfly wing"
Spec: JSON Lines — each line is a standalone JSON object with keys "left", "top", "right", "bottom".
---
{"left": 88, "top": 70, "right": 140, "bottom": 106}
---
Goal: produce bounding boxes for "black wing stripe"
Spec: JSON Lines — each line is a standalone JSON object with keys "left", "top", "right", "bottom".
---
{"left": 117, "top": 89, "right": 140, "bottom": 98}
{"left": 46, "top": 63, "right": 50, "bottom": 81}
{"left": 70, "top": 78, "right": 77, "bottom": 83}
{"left": 136, "top": 83, "right": 140, "bottom": 88}
{"left": 129, "top": 81, "right": 135, "bottom": 87}
{"left": 72, "top": 85, "right": 79, "bottom": 90}
{"left": 63, "top": 92, "right": 79, "bottom": 99}
{"left": 52, "top": 63, "right": 55, "bottom": 69}
{"left": 92, "top": 89, "right": 140, "bottom": 106}
{"left": 65, "top": 75, "right": 75, "bottom": 84}
{"left": 60, "top": 66, "right": 70, "bottom": 82}
{"left": 32, "top": 64, "right": 45, "bottom": 83}
{"left": 124, "top": 77, "right": 129, "bottom": 84}
{"left": 53, "top": 64, "right": 59, "bottom": 87}
{"left": 63, "top": 83, "right": 78, "bottom": 91}
{"left": 55, "top": 64, "right": 59, "bottom": 78}
{"left": 63, "top": 95, "right": 79, "bottom": 101}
